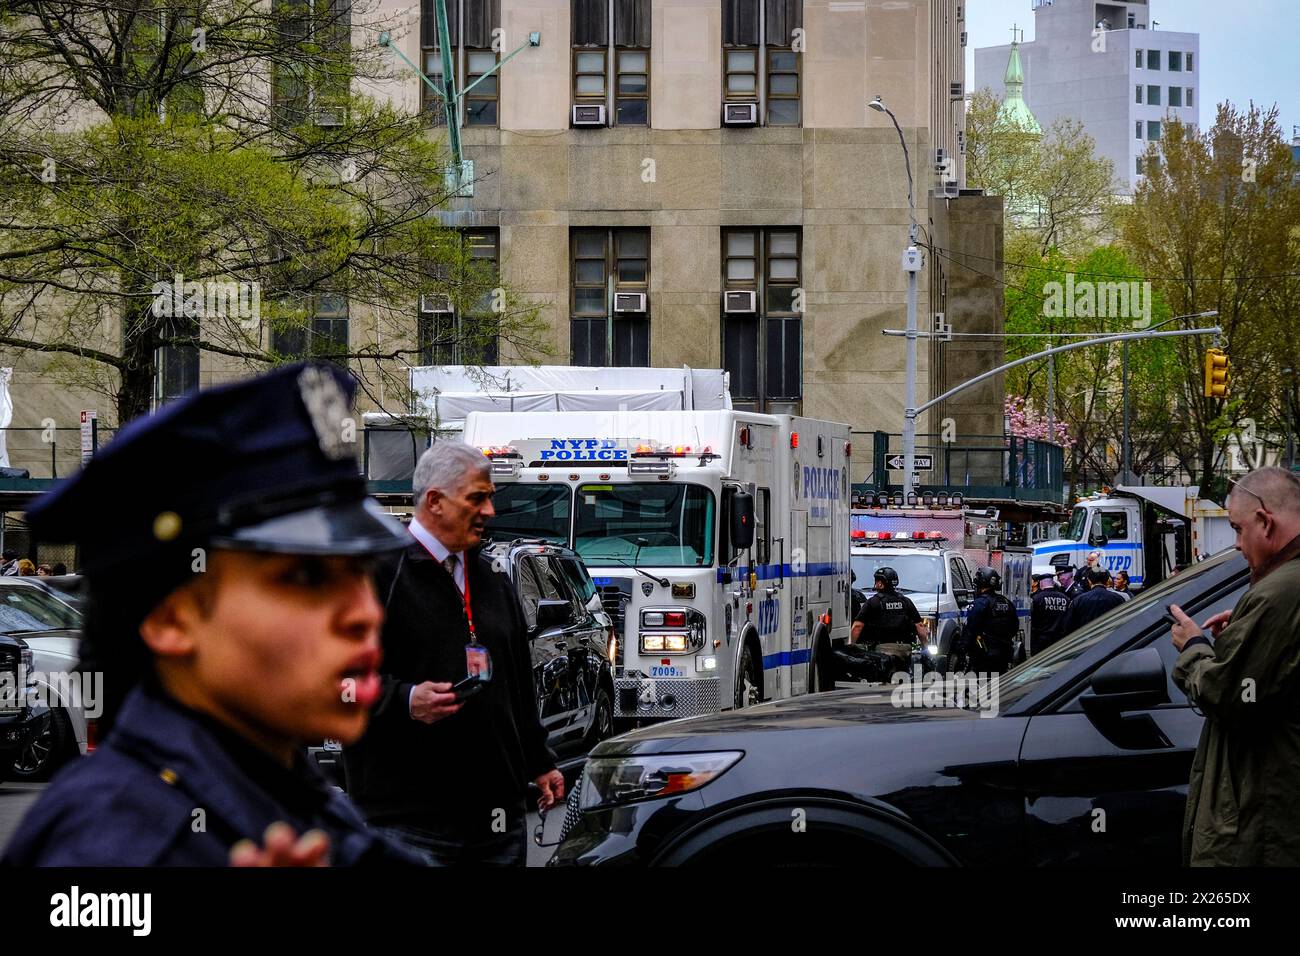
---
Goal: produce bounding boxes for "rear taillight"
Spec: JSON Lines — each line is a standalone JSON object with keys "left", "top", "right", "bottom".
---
{"left": 85, "top": 719, "right": 98, "bottom": 754}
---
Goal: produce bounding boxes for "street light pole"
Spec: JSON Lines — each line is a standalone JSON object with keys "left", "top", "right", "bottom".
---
{"left": 870, "top": 96, "right": 921, "bottom": 496}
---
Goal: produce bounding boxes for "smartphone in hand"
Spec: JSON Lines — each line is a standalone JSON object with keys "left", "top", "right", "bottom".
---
{"left": 451, "top": 673, "right": 488, "bottom": 702}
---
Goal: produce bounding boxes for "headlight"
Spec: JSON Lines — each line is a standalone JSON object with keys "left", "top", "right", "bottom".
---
{"left": 640, "top": 633, "right": 689, "bottom": 653}
{"left": 580, "top": 752, "right": 743, "bottom": 810}
{"left": 926, "top": 644, "right": 939, "bottom": 656}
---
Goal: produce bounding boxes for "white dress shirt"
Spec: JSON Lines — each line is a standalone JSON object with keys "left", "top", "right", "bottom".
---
{"left": 409, "top": 519, "right": 465, "bottom": 595}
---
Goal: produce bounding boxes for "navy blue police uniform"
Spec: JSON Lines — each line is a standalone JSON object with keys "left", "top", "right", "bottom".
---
{"left": 1030, "top": 578, "right": 1072, "bottom": 655}
{"left": 1, "top": 363, "right": 423, "bottom": 867}
{"left": 1058, "top": 576, "right": 1127, "bottom": 638}
{"left": 854, "top": 588, "right": 922, "bottom": 646}
{"left": 964, "top": 591, "right": 1020, "bottom": 673}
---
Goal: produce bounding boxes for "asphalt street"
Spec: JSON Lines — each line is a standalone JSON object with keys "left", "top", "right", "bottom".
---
{"left": 0, "top": 782, "right": 43, "bottom": 855}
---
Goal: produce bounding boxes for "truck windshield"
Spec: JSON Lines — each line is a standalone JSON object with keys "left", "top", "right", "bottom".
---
{"left": 850, "top": 554, "right": 943, "bottom": 594}
{"left": 1067, "top": 506, "right": 1088, "bottom": 541}
{"left": 574, "top": 483, "right": 715, "bottom": 567}
{"left": 485, "top": 484, "right": 571, "bottom": 545}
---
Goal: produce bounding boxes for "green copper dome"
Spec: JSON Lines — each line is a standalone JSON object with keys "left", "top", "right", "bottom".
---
{"left": 998, "top": 38, "right": 1042, "bottom": 134}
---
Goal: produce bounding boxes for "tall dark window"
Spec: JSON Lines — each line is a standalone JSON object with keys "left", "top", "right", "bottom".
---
{"left": 722, "top": 228, "right": 801, "bottom": 408}
{"left": 421, "top": 0, "right": 498, "bottom": 126}
{"left": 419, "top": 229, "right": 500, "bottom": 365}
{"left": 570, "top": 227, "right": 650, "bottom": 367}
{"left": 155, "top": 314, "right": 200, "bottom": 407}
{"left": 271, "top": 0, "right": 352, "bottom": 129}
{"left": 572, "top": 0, "right": 650, "bottom": 126}
{"left": 272, "top": 294, "right": 350, "bottom": 366}
{"left": 722, "top": 0, "right": 801, "bottom": 127}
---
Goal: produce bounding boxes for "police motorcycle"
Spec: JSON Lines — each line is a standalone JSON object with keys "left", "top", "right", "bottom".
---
{"left": 832, "top": 567, "right": 936, "bottom": 684}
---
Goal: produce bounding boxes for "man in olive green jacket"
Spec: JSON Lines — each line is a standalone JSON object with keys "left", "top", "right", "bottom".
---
{"left": 1169, "top": 467, "right": 1300, "bottom": 866}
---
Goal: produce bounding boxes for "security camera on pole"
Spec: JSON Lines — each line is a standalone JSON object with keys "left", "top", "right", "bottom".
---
{"left": 870, "top": 95, "right": 922, "bottom": 496}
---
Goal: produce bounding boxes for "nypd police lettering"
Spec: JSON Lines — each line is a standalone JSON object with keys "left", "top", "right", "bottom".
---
{"left": 538, "top": 438, "right": 629, "bottom": 462}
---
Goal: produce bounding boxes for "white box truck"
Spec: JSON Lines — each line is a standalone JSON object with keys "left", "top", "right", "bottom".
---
{"left": 463, "top": 409, "right": 853, "bottom": 725}
{"left": 1033, "top": 485, "right": 1233, "bottom": 591}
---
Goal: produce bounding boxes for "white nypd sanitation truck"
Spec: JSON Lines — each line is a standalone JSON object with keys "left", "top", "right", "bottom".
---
{"left": 463, "top": 409, "right": 853, "bottom": 725}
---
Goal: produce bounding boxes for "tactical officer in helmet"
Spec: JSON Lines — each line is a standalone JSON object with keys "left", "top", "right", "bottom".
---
{"left": 960, "top": 566, "right": 1020, "bottom": 673}
{"left": 850, "top": 566, "right": 928, "bottom": 661}
{"left": 3, "top": 363, "right": 424, "bottom": 867}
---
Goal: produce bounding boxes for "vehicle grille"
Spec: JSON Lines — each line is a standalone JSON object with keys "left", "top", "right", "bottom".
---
{"left": 0, "top": 645, "right": 19, "bottom": 716}
{"left": 558, "top": 776, "right": 584, "bottom": 843}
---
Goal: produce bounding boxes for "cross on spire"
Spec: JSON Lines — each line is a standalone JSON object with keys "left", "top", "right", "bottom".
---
{"left": 1010, "top": 23, "right": 1023, "bottom": 44}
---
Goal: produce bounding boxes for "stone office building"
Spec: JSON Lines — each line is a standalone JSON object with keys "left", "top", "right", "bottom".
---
{"left": 2, "top": 0, "right": 1006, "bottom": 489}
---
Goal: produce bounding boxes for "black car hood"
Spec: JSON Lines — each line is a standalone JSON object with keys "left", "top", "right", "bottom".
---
{"left": 595, "top": 684, "right": 992, "bottom": 755}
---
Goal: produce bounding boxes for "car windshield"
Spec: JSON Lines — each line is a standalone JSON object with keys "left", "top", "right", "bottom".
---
{"left": 996, "top": 549, "right": 1243, "bottom": 709}
{"left": 486, "top": 484, "right": 571, "bottom": 545}
{"left": 574, "top": 483, "right": 715, "bottom": 567}
{"left": 1066, "top": 506, "right": 1088, "bottom": 541}
{"left": 850, "top": 553, "right": 943, "bottom": 594}
{"left": 0, "top": 581, "right": 82, "bottom": 633}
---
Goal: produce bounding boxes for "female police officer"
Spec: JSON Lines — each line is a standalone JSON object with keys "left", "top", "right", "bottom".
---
{"left": 3, "top": 364, "right": 423, "bottom": 866}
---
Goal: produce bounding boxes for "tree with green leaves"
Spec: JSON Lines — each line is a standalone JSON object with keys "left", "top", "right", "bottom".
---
{"left": 965, "top": 87, "right": 1120, "bottom": 257}
{"left": 1122, "top": 103, "right": 1300, "bottom": 493}
{"left": 0, "top": 0, "right": 545, "bottom": 425}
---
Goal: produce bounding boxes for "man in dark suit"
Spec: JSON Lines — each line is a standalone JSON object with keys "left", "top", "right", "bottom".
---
{"left": 344, "top": 441, "right": 562, "bottom": 865}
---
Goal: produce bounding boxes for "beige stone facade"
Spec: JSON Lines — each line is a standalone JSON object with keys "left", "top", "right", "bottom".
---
{"left": 3, "top": 0, "right": 1003, "bottom": 493}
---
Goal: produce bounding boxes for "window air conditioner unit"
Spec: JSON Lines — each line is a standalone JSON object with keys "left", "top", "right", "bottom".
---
{"left": 572, "top": 104, "right": 606, "bottom": 126}
{"left": 723, "top": 102, "right": 759, "bottom": 126}
{"left": 723, "top": 290, "right": 757, "bottom": 313}
{"left": 613, "top": 292, "right": 647, "bottom": 313}
{"left": 420, "top": 293, "right": 453, "bottom": 314}
{"left": 934, "top": 312, "right": 952, "bottom": 341}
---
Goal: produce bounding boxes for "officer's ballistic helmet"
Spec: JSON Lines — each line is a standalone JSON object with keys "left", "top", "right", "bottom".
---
{"left": 874, "top": 566, "right": 900, "bottom": 589}
{"left": 26, "top": 362, "right": 410, "bottom": 725}
{"left": 973, "top": 566, "right": 1001, "bottom": 590}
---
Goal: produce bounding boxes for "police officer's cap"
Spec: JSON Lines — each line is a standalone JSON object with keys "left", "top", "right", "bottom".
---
{"left": 27, "top": 362, "right": 409, "bottom": 570}
{"left": 1032, "top": 567, "right": 1057, "bottom": 581}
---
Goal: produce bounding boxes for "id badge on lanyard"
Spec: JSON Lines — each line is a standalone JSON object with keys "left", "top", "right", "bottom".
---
{"left": 459, "top": 565, "right": 493, "bottom": 680}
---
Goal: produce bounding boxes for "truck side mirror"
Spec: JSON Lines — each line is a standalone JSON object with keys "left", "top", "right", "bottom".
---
{"left": 730, "top": 490, "right": 755, "bottom": 550}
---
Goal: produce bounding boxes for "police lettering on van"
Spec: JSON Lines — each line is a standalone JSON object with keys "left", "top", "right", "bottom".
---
{"left": 538, "top": 439, "right": 629, "bottom": 462}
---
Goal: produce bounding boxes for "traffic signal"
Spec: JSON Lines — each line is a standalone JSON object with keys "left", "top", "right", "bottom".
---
{"left": 1204, "top": 348, "right": 1230, "bottom": 399}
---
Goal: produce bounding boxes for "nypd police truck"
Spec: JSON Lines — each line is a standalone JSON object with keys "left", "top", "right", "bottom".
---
{"left": 463, "top": 409, "right": 853, "bottom": 725}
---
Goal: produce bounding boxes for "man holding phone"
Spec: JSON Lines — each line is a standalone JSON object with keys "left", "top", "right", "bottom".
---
{"left": 1168, "top": 467, "right": 1300, "bottom": 866}
{"left": 343, "top": 442, "right": 561, "bottom": 866}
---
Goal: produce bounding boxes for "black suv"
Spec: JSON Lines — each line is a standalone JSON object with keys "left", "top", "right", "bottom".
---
{"left": 0, "top": 635, "right": 48, "bottom": 784}
{"left": 553, "top": 548, "right": 1249, "bottom": 866}
{"left": 482, "top": 540, "right": 616, "bottom": 759}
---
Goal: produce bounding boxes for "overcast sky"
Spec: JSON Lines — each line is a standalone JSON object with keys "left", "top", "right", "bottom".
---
{"left": 965, "top": 0, "right": 1299, "bottom": 138}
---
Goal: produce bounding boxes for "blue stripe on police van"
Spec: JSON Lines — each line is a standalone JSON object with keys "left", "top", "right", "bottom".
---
{"left": 715, "top": 562, "right": 848, "bottom": 583}
{"left": 762, "top": 649, "right": 813, "bottom": 670}
{"left": 1032, "top": 542, "right": 1139, "bottom": 554}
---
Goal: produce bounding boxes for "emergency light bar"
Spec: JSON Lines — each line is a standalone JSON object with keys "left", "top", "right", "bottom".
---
{"left": 851, "top": 530, "right": 947, "bottom": 542}
{"left": 480, "top": 445, "right": 523, "bottom": 477}
{"left": 631, "top": 442, "right": 718, "bottom": 461}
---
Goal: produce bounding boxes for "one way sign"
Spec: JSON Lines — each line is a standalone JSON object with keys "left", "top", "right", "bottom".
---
{"left": 887, "top": 455, "right": 932, "bottom": 471}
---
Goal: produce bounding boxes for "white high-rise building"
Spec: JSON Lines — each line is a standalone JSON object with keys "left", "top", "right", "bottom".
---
{"left": 974, "top": 0, "right": 1200, "bottom": 192}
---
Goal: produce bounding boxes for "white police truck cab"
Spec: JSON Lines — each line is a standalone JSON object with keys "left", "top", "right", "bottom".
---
{"left": 1034, "top": 485, "right": 1233, "bottom": 591}
{"left": 463, "top": 409, "right": 853, "bottom": 725}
